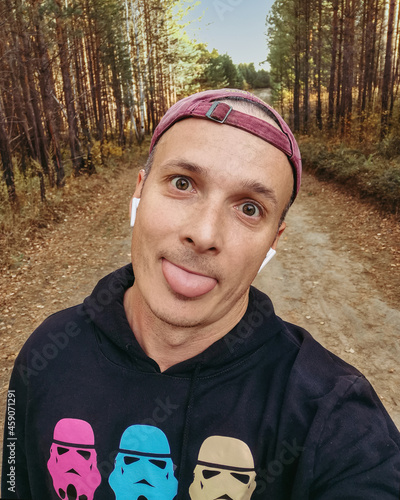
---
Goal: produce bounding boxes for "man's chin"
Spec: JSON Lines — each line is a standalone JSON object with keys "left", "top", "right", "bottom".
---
{"left": 151, "top": 306, "right": 206, "bottom": 330}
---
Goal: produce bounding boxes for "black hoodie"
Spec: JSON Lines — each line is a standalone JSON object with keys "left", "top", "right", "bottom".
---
{"left": 2, "top": 264, "right": 400, "bottom": 499}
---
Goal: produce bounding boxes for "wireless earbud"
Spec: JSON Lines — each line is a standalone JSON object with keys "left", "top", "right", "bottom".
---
{"left": 130, "top": 197, "right": 140, "bottom": 227}
{"left": 258, "top": 248, "right": 276, "bottom": 273}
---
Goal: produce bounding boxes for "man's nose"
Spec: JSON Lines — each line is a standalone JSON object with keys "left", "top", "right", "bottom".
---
{"left": 181, "top": 201, "right": 224, "bottom": 254}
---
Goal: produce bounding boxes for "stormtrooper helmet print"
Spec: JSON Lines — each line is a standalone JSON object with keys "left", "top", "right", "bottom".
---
{"left": 47, "top": 418, "right": 101, "bottom": 500}
{"left": 108, "top": 424, "right": 178, "bottom": 500}
{"left": 189, "top": 436, "right": 257, "bottom": 500}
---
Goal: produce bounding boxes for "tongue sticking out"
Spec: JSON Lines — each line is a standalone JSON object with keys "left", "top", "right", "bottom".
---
{"left": 162, "top": 259, "right": 217, "bottom": 298}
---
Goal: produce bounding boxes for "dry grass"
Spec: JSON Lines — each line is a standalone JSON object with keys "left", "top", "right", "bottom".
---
{"left": 0, "top": 141, "right": 150, "bottom": 270}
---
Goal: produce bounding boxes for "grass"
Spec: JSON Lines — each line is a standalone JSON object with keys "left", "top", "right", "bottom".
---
{"left": 299, "top": 136, "right": 400, "bottom": 216}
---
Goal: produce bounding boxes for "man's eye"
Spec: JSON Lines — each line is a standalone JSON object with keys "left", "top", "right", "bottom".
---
{"left": 172, "top": 177, "right": 192, "bottom": 191}
{"left": 238, "top": 202, "right": 260, "bottom": 217}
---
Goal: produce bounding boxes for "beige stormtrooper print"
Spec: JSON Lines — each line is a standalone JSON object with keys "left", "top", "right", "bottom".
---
{"left": 189, "top": 436, "right": 257, "bottom": 500}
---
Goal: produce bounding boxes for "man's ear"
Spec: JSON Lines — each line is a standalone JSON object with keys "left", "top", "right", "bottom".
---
{"left": 133, "top": 169, "right": 146, "bottom": 198}
{"left": 271, "top": 222, "right": 286, "bottom": 250}
{"left": 129, "top": 169, "right": 146, "bottom": 226}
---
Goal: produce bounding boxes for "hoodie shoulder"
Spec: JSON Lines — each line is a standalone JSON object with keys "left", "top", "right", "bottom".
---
{"left": 16, "top": 265, "right": 134, "bottom": 362}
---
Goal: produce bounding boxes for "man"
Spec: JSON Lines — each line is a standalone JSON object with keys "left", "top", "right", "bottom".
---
{"left": 2, "top": 89, "right": 400, "bottom": 499}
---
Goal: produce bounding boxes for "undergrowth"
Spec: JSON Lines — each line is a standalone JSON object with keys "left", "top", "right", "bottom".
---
{"left": 0, "top": 141, "right": 150, "bottom": 269}
{"left": 299, "top": 136, "right": 400, "bottom": 216}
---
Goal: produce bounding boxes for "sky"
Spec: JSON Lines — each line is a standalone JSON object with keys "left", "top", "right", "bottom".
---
{"left": 182, "top": 0, "right": 276, "bottom": 69}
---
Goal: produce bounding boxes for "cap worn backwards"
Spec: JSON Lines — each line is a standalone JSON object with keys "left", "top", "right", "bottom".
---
{"left": 150, "top": 89, "right": 302, "bottom": 201}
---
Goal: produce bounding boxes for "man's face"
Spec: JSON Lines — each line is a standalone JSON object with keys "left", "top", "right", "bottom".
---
{"left": 130, "top": 118, "right": 293, "bottom": 332}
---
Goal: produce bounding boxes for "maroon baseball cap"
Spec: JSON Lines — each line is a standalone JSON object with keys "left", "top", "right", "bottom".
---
{"left": 150, "top": 89, "right": 302, "bottom": 200}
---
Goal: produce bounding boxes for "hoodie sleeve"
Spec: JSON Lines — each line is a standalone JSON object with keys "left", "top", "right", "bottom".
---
{"left": 310, "top": 376, "right": 400, "bottom": 499}
{"left": 1, "top": 353, "right": 32, "bottom": 499}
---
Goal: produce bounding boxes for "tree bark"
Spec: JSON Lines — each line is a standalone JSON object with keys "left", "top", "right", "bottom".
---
{"left": 316, "top": 0, "right": 323, "bottom": 131}
{"left": 35, "top": 6, "right": 65, "bottom": 187}
{"left": 328, "top": 0, "right": 339, "bottom": 130}
{"left": 340, "top": 0, "right": 355, "bottom": 136}
{"left": 293, "top": 0, "right": 301, "bottom": 133}
{"left": 302, "top": 0, "right": 310, "bottom": 134}
{"left": 0, "top": 99, "right": 18, "bottom": 204}
{"left": 381, "top": 0, "right": 396, "bottom": 138}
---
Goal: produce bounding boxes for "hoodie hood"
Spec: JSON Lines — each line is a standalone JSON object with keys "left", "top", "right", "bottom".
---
{"left": 82, "top": 264, "right": 285, "bottom": 376}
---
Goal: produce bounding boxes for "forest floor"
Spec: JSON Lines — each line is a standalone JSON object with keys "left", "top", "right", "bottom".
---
{"left": 0, "top": 157, "right": 400, "bottom": 462}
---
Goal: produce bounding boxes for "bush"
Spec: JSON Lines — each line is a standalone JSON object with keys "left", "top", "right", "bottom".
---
{"left": 300, "top": 139, "right": 400, "bottom": 216}
{"left": 377, "top": 135, "right": 400, "bottom": 159}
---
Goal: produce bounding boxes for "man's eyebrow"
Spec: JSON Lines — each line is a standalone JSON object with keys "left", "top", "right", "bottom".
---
{"left": 160, "top": 159, "right": 207, "bottom": 176}
{"left": 242, "top": 180, "right": 278, "bottom": 206}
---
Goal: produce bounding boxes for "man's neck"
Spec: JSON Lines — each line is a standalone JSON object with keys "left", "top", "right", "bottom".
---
{"left": 123, "top": 286, "right": 248, "bottom": 372}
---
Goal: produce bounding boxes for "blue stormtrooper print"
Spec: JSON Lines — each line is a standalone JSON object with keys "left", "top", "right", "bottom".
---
{"left": 109, "top": 424, "right": 178, "bottom": 500}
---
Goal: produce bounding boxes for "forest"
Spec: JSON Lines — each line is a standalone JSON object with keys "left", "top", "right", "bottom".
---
{"left": 0, "top": 0, "right": 269, "bottom": 210}
{"left": 267, "top": 0, "right": 400, "bottom": 138}
{"left": 267, "top": 0, "right": 400, "bottom": 213}
{"left": 0, "top": 0, "right": 195, "bottom": 206}
{"left": 1, "top": 0, "right": 399, "bottom": 215}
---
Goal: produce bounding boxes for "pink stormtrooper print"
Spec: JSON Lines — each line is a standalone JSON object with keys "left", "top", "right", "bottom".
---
{"left": 47, "top": 418, "right": 101, "bottom": 500}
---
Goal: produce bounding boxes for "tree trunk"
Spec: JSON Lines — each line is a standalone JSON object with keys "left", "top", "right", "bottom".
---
{"left": 361, "top": 0, "right": 375, "bottom": 116}
{"left": 85, "top": 0, "right": 100, "bottom": 137}
{"left": 94, "top": 32, "right": 105, "bottom": 143}
{"left": 336, "top": 0, "right": 345, "bottom": 125}
{"left": 293, "top": 0, "right": 301, "bottom": 133}
{"left": 357, "top": 0, "right": 367, "bottom": 114}
{"left": 390, "top": 2, "right": 400, "bottom": 117}
{"left": 21, "top": 27, "right": 50, "bottom": 178}
{"left": 316, "top": 0, "right": 323, "bottom": 130}
{"left": 302, "top": 0, "right": 310, "bottom": 134}
{"left": 381, "top": 0, "right": 396, "bottom": 138}
{"left": 132, "top": 0, "right": 145, "bottom": 142}
{"left": 0, "top": 99, "right": 18, "bottom": 204}
{"left": 340, "top": 0, "right": 355, "bottom": 136}
{"left": 328, "top": 0, "right": 339, "bottom": 130}
{"left": 35, "top": 10, "right": 64, "bottom": 186}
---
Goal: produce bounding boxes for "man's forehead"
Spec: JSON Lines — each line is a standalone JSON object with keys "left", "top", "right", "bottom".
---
{"left": 155, "top": 117, "right": 284, "bottom": 157}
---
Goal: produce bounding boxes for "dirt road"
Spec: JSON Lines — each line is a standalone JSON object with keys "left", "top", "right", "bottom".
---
{"left": 1, "top": 163, "right": 399, "bottom": 451}
{"left": 254, "top": 181, "right": 400, "bottom": 426}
